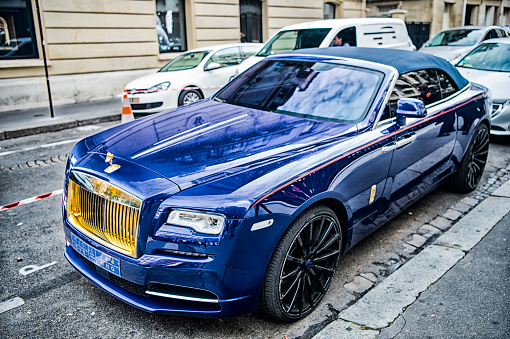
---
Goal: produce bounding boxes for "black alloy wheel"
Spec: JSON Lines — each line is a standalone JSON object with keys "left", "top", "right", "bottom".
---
{"left": 260, "top": 205, "right": 342, "bottom": 322}
{"left": 450, "top": 123, "right": 489, "bottom": 193}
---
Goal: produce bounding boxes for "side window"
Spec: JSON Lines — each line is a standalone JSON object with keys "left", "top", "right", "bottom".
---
{"left": 496, "top": 29, "right": 507, "bottom": 38}
{"left": 156, "top": 0, "right": 187, "bottom": 52}
{"left": 483, "top": 29, "right": 498, "bottom": 41}
{"left": 437, "top": 70, "right": 458, "bottom": 99}
{"left": 0, "top": 0, "right": 39, "bottom": 60}
{"left": 240, "top": 45, "right": 261, "bottom": 60}
{"left": 207, "top": 47, "right": 242, "bottom": 68}
{"left": 380, "top": 69, "right": 441, "bottom": 122}
{"left": 330, "top": 27, "right": 357, "bottom": 47}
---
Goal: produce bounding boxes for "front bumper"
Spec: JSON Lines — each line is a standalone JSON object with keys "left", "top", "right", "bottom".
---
{"left": 127, "top": 90, "right": 180, "bottom": 115}
{"left": 63, "top": 226, "right": 258, "bottom": 318}
{"left": 490, "top": 103, "right": 510, "bottom": 136}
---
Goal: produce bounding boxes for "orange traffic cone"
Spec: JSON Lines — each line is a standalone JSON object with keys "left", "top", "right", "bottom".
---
{"left": 121, "top": 90, "right": 134, "bottom": 123}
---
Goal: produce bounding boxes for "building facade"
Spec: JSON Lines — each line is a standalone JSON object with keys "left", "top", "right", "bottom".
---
{"left": 366, "top": 0, "right": 510, "bottom": 43}
{"left": 2, "top": 0, "right": 508, "bottom": 112}
{"left": 0, "top": 0, "right": 368, "bottom": 112}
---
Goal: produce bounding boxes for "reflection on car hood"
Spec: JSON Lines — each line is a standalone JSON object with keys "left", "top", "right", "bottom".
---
{"left": 90, "top": 100, "right": 357, "bottom": 191}
{"left": 456, "top": 67, "right": 510, "bottom": 101}
{"left": 125, "top": 70, "right": 190, "bottom": 89}
{"left": 419, "top": 46, "right": 472, "bottom": 61}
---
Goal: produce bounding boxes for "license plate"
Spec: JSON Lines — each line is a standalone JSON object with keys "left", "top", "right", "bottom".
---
{"left": 71, "top": 234, "right": 121, "bottom": 277}
{"left": 130, "top": 97, "right": 139, "bottom": 103}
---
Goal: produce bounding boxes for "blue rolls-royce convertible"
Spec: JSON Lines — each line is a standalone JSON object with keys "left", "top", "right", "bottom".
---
{"left": 63, "top": 47, "right": 490, "bottom": 322}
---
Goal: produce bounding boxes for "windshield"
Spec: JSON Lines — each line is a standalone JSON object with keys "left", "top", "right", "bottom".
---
{"left": 215, "top": 59, "right": 384, "bottom": 123}
{"left": 457, "top": 42, "right": 510, "bottom": 72}
{"left": 257, "top": 29, "right": 331, "bottom": 57}
{"left": 427, "top": 29, "right": 482, "bottom": 47}
{"left": 159, "top": 51, "right": 210, "bottom": 72}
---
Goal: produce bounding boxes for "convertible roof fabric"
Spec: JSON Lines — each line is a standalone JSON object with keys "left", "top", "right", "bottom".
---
{"left": 284, "top": 47, "right": 469, "bottom": 89}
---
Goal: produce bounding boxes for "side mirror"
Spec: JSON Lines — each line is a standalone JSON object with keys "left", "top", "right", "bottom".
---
{"left": 396, "top": 98, "right": 427, "bottom": 126}
{"left": 205, "top": 62, "right": 221, "bottom": 71}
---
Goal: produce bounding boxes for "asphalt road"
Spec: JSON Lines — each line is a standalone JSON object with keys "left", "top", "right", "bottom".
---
{"left": 0, "top": 123, "right": 508, "bottom": 339}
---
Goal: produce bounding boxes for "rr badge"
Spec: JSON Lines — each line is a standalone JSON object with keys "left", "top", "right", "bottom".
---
{"left": 104, "top": 152, "right": 121, "bottom": 173}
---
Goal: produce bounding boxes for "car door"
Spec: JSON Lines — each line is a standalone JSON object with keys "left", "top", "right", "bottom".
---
{"left": 203, "top": 47, "right": 244, "bottom": 96}
{"left": 378, "top": 69, "right": 457, "bottom": 221}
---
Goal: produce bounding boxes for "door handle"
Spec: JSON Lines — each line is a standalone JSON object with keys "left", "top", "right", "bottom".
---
{"left": 395, "top": 134, "right": 417, "bottom": 148}
{"left": 381, "top": 134, "right": 417, "bottom": 153}
{"left": 382, "top": 143, "right": 397, "bottom": 153}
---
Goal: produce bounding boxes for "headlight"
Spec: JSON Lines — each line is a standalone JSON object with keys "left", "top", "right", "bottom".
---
{"left": 167, "top": 210, "right": 226, "bottom": 235}
{"left": 148, "top": 81, "right": 171, "bottom": 93}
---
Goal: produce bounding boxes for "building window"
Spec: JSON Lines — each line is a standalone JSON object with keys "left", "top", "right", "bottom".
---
{"left": 0, "top": 0, "right": 38, "bottom": 59}
{"left": 240, "top": 0, "right": 262, "bottom": 43}
{"left": 324, "top": 2, "right": 336, "bottom": 20}
{"left": 156, "top": 0, "right": 187, "bottom": 53}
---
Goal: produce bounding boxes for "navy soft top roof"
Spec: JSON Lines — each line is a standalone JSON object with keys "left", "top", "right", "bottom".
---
{"left": 284, "top": 47, "right": 469, "bottom": 89}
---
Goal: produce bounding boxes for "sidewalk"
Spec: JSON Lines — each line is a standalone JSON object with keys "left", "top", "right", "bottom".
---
{"left": 0, "top": 99, "right": 121, "bottom": 140}
{"left": 314, "top": 180, "right": 510, "bottom": 338}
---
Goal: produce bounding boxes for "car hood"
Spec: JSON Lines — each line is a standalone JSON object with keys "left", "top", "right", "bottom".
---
{"left": 125, "top": 70, "right": 191, "bottom": 89}
{"left": 419, "top": 46, "right": 472, "bottom": 61}
{"left": 456, "top": 67, "right": 510, "bottom": 100}
{"left": 88, "top": 100, "right": 357, "bottom": 191}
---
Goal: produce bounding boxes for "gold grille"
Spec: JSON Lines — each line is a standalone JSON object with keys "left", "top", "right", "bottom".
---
{"left": 67, "top": 179, "right": 141, "bottom": 257}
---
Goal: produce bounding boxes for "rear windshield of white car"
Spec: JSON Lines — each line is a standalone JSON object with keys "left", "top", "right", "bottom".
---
{"left": 215, "top": 59, "right": 384, "bottom": 123}
{"left": 257, "top": 29, "right": 331, "bottom": 57}
{"left": 457, "top": 42, "right": 510, "bottom": 72}
{"left": 427, "top": 29, "right": 483, "bottom": 47}
{"left": 159, "top": 51, "right": 211, "bottom": 72}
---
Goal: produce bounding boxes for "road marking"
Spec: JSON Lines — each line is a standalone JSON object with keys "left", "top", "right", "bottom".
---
{"left": 0, "top": 297, "right": 25, "bottom": 314}
{"left": 0, "top": 189, "right": 63, "bottom": 211}
{"left": 19, "top": 262, "right": 57, "bottom": 276}
{"left": 0, "top": 138, "right": 80, "bottom": 157}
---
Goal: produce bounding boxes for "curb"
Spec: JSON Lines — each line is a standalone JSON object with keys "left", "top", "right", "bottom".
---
{"left": 0, "top": 114, "right": 120, "bottom": 141}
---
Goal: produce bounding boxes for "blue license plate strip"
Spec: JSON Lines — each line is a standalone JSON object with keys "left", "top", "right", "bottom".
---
{"left": 71, "top": 234, "right": 121, "bottom": 277}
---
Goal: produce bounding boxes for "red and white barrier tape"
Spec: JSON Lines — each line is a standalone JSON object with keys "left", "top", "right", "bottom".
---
{"left": 126, "top": 85, "right": 222, "bottom": 95}
{"left": 0, "top": 189, "right": 63, "bottom": 211}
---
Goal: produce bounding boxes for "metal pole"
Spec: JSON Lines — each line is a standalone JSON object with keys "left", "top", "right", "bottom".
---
{"left": 34, "top": 0, "right": 54, "bottom": 118}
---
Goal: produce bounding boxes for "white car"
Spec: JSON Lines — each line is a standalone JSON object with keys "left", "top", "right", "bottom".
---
{"left": 419, "top": 26, "right": 508, "bottom": 63}
{"left": 456, "top": 38, "right": 510, "bottom": 135}
{"left": 238, "top": 18, "right": 416, "bottom": 74}
{"left": 125, "top": 43, "right": 262, "bottom": 116}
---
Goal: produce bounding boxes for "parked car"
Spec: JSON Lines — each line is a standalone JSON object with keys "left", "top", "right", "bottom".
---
{"left": 125, "top": 43, "right": 262, "bottom": 117}
{"left": 63, "top": 47, "right": 490, "bottom": 322}
{"left": 237, "top": 18, "right": 416, "bottom": 73}
{"left": 456, "top": 37, "right": 510, "bottom": 135}
{"left": 419, "top": 26, "right": 508, "bottom": 63}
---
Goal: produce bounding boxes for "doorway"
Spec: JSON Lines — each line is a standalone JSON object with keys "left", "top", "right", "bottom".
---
{"left": 240, "top": 0, "right": 262, "bottom": 43}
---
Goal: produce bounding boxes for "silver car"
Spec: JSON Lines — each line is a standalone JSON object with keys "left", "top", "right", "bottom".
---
{"left": 420, "top": 26, "right": 508, "bottom": 63}
{"left": 456, "top": 37, "right": 510, "bottom": 135}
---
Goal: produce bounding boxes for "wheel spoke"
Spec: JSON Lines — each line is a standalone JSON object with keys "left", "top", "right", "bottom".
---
{"left": 313, "top": 249, "right": 340, "bottom": 262}
{"left": 311, "top": 264, "right": 336, "bottom": 274}
{"left": 281, "top": 271, "right": 301, "bottom": 299}
{"left": 281, "top": 267, "right": 300, "bottom": 281}
{"left": 308, "top": 268, "right": 326, "bottom": 294}
{"left": 284, "top": 276, "right": 303, "bottom": 313}
{"left": 316, "top": 233, "right": 340, "bottom": 255}
{"left": 310, "top": 217, "right": 326, "bottom": 251}
{"left": 314, "top": 220, "right": 334, "bottom": 253}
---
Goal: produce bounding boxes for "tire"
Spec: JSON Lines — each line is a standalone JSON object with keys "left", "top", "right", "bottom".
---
{"left": 178, "top": 89, "right": 203, "bottom": 106}
{"left": 449, "top": 123, "right": 489, "bottom": 193}
{"left": 259, "top": 205, "right": 342, "bottom": 322}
